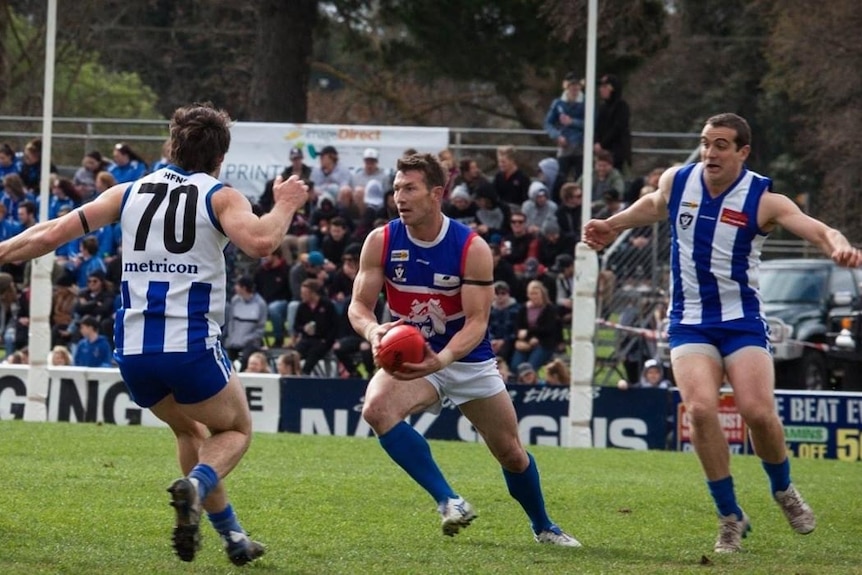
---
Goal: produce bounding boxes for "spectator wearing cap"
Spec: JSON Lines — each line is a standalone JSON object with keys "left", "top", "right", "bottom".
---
{"left": 310, "top": 145, "right": 353, "bottom": 208}
{"left": 543, "top": 71, "right": 586, "bottom": 193}
{"left": 257, "top": 146, "right": 313, "bottom": 215}
{"left": 260, "top": 146, "right": 316, "bottom": 265}
{"left": 617, "top": 358, "right": 671, "bottom": 390}
{"left": 287, "top": 249, "right": 329, "bottom": 337}
{"left": 289, "top": 249, "right": 328, "bottom": 304}
{"left": 521, "top": 180, "right": 559, "bottom": 236}
{"left": 443, "top": 184, "right": 478, "bottom": 228}
{"left": 224, "top": 275, "right": 268, "bottom": 371}
{"left": 352, "top": 147, "right": 392, "bottom": 213}
{"left": 578, "top": 149, "right": 625, "bottom": 215}
{"left": 489, "top": 280, "right": 521, "bottom": 365}
{"left": 516, "top": 362, "right": 543, "bottom": 386}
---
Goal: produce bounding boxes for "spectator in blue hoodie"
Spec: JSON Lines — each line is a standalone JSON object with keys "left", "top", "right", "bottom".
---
{"left": 73, "top": 315, "right": 114, "bottom": 367}
{"left": 109, "top": 142, "right": 149, "bottom": 183}
{"left": 543, "top": 72, "right": 586, "bottom": 198}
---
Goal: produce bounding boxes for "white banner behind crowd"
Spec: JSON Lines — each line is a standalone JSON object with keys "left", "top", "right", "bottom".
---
{"left": 0, "top": 365, "right": 281, "bottom": 433}
{"left": 219, "top": 122, "right": 450, "bottom": 200}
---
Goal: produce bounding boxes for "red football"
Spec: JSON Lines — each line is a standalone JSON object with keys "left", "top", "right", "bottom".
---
{"left": 377, "top": 324, "right": 426, "bottom": 373}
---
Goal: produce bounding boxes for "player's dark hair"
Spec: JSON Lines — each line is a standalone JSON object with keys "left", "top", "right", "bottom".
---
{"left": 705, "top": 113, "right": 751, "bottom": 149}
{"left": 396, "top": 153, "right": 447, "bottom": 190}
{"left": 170, "top": 102, "right": 232, "bottom": 174}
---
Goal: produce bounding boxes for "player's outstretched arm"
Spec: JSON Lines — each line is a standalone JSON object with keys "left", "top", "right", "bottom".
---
{"left": 214, "top": 175, "right": 308, "bottom": 259}
{"left": 0, "top": 184, "right": 124, "bottom": 264}
{"left": 583, "top": 167, "right": 674, "bottom": 250}
{"left": 763, "top": 192, "right": 862, "bottom": 267}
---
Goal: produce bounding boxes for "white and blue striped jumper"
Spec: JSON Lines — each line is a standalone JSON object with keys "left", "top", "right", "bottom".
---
{"left": 114, "top": 166, "right": 229, "bottom": 355}
{"left": 667, "top": 162, "right": 772, "bottom": 328}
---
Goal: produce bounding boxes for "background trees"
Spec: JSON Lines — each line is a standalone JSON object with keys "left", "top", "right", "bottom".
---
{"left": 1, "top": 0, "right": 860, "bottom": 238}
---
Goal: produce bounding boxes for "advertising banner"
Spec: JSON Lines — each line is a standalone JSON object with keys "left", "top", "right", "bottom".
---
{"left": 8, "top": 363, "right": 858, "bottom": 459}
{"left": 671, "top": 388, "right": 862, "bottom": 462}
{"left": 219, "top": 123, "right": 450, "bottom": 199}
{"left": 0, "top": 366, "right": 281, "bottom": 433}
{"left": 280, "top": 379, "right": 670, "bottom": 449}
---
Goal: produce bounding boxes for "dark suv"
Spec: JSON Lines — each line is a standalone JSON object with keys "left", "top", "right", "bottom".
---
{"left": 760, "top": 259, "right": 862, "bottom": 390}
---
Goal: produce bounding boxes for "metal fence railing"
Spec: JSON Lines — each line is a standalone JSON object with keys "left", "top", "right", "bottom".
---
{"left": 0, "top": 116, "right": 701, "bottom": 177}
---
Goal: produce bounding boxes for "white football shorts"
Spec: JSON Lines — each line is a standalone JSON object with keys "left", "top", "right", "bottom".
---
{"left": 424, "top": 357, "right": 506, "bottom": 414}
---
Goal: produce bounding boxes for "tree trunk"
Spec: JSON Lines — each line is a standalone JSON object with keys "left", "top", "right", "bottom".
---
{"left": 250, "top": 0, "right": 317, "bottom": 122}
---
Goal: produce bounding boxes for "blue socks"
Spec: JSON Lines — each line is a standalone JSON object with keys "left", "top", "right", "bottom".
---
{"left": 707, "top": 476, "right": 743, "bottom": 518}
{"left": 208, "top": 503, "right": 244, "bottom": 537}
{"left": 762, "top": 458, "right": 791, "bottom": 494}
{"left": 189, "top": 463, "right": 219, "bottom": 502}
{"left": 503, "top": 453, "right": 552, "bottom": 533}
{"left": 378, "top": 421, "right": 456, "bottom": 503}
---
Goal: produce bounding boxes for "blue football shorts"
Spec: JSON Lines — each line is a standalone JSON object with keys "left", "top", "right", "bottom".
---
{"left": 667, "top": 317, "right": 772, "bottom": 359}
{"left": 114, "top": 343, "right": 233, "bottom": 408}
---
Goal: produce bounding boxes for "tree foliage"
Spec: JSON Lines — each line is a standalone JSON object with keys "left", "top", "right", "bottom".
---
{"left": 0, "top": 5, "right": 160, "bottom": 118}
{"left": 757, "top": 0, "right": 862, "bottom": 238}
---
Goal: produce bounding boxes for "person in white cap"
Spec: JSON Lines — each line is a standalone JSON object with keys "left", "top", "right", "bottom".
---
{"left": 352, "top": 147, "right": 392, "bottom": 214}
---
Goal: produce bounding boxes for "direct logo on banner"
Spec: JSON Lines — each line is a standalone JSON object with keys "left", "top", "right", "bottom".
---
{"left": 219, "top": 123, "right": 450, "bottom": 199}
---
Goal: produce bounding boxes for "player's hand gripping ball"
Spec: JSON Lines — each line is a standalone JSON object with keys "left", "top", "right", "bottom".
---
{"left": 377, "top": 324, "right": 425, "bottom": 373}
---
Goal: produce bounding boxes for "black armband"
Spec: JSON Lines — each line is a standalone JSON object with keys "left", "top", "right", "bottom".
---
{"left": 77, "top": 209, "right": 90, "bottom": 234}
{"left": 462, "top": 279, "right": 494, "bottom": 286}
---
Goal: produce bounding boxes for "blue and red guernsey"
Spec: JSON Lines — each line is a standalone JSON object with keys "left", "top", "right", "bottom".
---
{"left": 382, "top": 217, "right": 494, "bottom": 363}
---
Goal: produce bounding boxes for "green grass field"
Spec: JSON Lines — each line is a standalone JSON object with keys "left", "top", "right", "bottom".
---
{"left": 1, "top": 421, "right": 860, "bottom": 575}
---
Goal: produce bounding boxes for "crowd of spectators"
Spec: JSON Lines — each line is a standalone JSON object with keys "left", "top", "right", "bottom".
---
{"left": 0, "top": 138, "right": 138, "bottom": 368}
{"left": 0, "top": 75, "right": 660, "bottom": 381}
